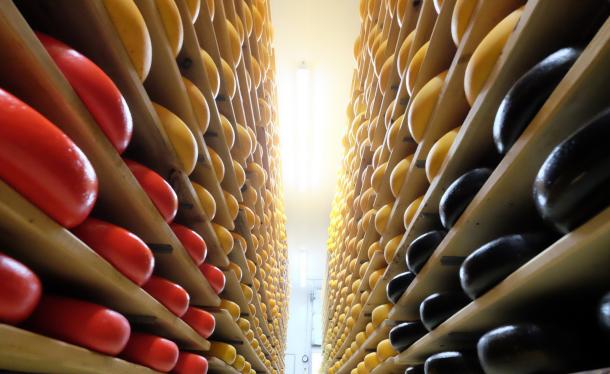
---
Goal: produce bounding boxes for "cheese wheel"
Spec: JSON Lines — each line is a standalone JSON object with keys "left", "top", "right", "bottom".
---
{"left": 374, "top": 202, "right": 393, "bottom": 234}
{"left": 241, "top": 284, "right": 253, "bottom": 302}
{"left": 379, "top": 53, "right": 396, "bottom": 93}
{"left": 182, "top": 77, "right": 210, "bottom": 134}
{"left": 238, "top": 318, "right": 250, "bottom": 331}
{"left": 397, "top": 31, "right": 416, "bottom": 78}
{"left": 426, "top": 127, "right": 461, "bottom": 182}
{"left": 191, "top": 182, "right": 216, "bottom": 220}
{"left": 451, "top": 0, "right": 477, "bottom": 46}
{"left": 233, "top": 354, "right": 245, "bottom": 371}
{"left": 372, "top": 303, "right": 392, "bottom": 328}
{"left": 408, "top": 71, "right": 448, "bottom": 143}
{"left": 368, "top": 241, "right": 382, "bottom": 260}
{"left": 220, "top": 299, "right": 240, "bottom": 321}
{"left": 371, "top": 161, "right": 388, "bottom": 192}
{"left": 251, "top": 57, "right": 262, "bottom": 88}
{"left": 368, "top": 267, "right": 386, "bottom": 290}
{"left": 226, "top": 262, "right": 242, "bottom": 281}
{"left": 221, "top": 59, "right": 237, "bottom": 99}
{"left": 233, "top": 160, "right": 246, "bottom": 187}
{"left": 247, "top": 162, "right": 266, "bottom": 188}
{"left": 155, "top": 0, "right": 184, "bottom": 57}
{"left": 374, "top": 40, "right": 388, "bottom": 77}
{"left": 200, "top": 49, "right": 220, "bottom": 97}
{"left": 376, "top": 339, "right": 398, "bottom": 362}
{"left": 357, "top": 362, "right": 369, "bottom": 374}
{"left": 384, "top": 235, "right": 402, "bottom": 263}
{"left": 212, "top": 223, "right": 234, "bottom": 254}
{"left": 223, "top": 190, "right": 238, "bottom": 221}
{"left": 243, "top": 1, "right": 253, "bottom": 36}
{"left": 220, "top": 115, "right": 235, "bottom": 149}
{"left": 232, "top": 124, "right": 253, "bottom": 161}
{"left": 356, "top": 331, "right": 367, "bottom": 346}
{"left": 464, "top": 7, "right": 524, "bottom": 105}
{"left": 390, "top": 154, "right": 413, "bottom": 198}
{"left": 387, "top": 114, "right": 404, "bottom": 152}
{"left": 103, "top": 0, "right": 152, "bottom": 81}
{"left": 404, "top": 195, "right": 424, "bottom": 229}
{"left": 208, "top": 148, "right": 225, "bottom": 182}
{"left": 153, "top": 103, "right": 197, "bottom": 175}
{"left": 364, "top": 352, "right": 379, "bottom": 371}
{"left": 208, "top": 342, "right": 236, "bottom": 365}
{"left": 406, "top": 41, "right": 430, "bottom": 95}
{"left": 225, "top": 20, "right": 242, "bottom": 66}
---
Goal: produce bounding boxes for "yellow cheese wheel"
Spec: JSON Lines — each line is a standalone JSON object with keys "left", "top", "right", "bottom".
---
{"left": 374, "top": 202, "right": 393, "bottom": 235}
{"left": 359, "top": 0, "right": 367, "bottom": 20}
{"left": 374, "top": 40, "right": 388, "bottom": 77}
{"left": 390, "top": 154, "right": 413, "bottom": 198}
{"left": 242, "top": 1, "right": 253, "bottom": 37}
{"left": 368, "top": 267, "right": 386, "bottom": 289}
{"left": 357, "top": 362, "right": 369, "bottom": 374}
{"left": 379, "top": 53, "right": 396, "bottom": 93}
{"left": 232, "top": 232, "right": 246, "bottom": 251}
{"left": 247, "top": 259, "right": 256, "bottom": 275}
{"left": 365, "top": 322, "right": 374, "bottom": 337}
{"left": 397, "top": 31, "right": 416, "bottom": 78}
{"left": 371, "top": 161, "right": 387, "bottom": 193}
{"left": 182, "top": 77, "right": 210, "bottom": 134}
{"left": 259, "top": 99, "right": 272, "bottom": 126}
{"left": 205, "top": 0, "right": 214, "bottom": 20}
{"left": 252, "top": 5, "right": 264, "bottom": 40}
{"left": 377, "top": 339, "right": 398, "bottom": 362}
{"left": 225, "top": 20, "right": 242, "bottom": 66}
{"left": 247, "top": 162, "right": 266, "bottom": 189}
{"left": 238, "top": 318, "right": 250, "bottom": 331}
{"left": 241, "top": 284, "right": 253, "bottom": 302}
{"left": 364, "top": 352, "right": 379, "bottom": 371}
{"left": 212, "top": 223, "right": 234, "bottom": 254}
{"left": 464, "top": 7, "right": 524, "bottom": 105}
{"left": 251, "top": 57, "right": 262, "bottom": 88}
{"left": 408, "top": 70, "right": 448, "bottom": 143}
{"left": 346, "top": 316, "right": 355, "bottom": 329}
{"left": 200, "top": 49, "right": 220, "bottom": 98}
{"left": 356, "top": 331, "right": 367, "bottom": 346}
{"left": 242, "top": 361, "right": 252, "bottom": 374}
{"left": 245, "top": 329, "right": 254, "bottom": 341}
{"left": 387, "top": 113, "right": 404, "bottom": 152}
{"left": 191, "top": 182, "right": 216, "bottom": 220}
{"left": 359, "top": 262, "right": 369, "bottom": 278}
{"left": 208, "top": 342, "right": 236, "bottom": 365}
{"left": 232, "top": 124, "right": 253, "bottom": 161}
{"left": 155, "top": 0, "right": 183, "bottom": 57}
{"left": 368, "top": 241, "right": 382, "bottom": 260}
{"left": 406, "top": 41, "right": 430, "bottom": 95}
{"left": 221, "top": 58, "right": 237, "bottom": 99}
{"left": 242, "top": 205, "right": 256, "bottom": 230}
{"left": 227, "top": 262, "right": 243, "bottom": 281}
{"left": 220, "top": 115, "right": 235, "bottom": 149}
{"left": 351, "top": 303, "right": 362, "bottom": 320}
{"left": 451, "top": 0, "right": 477, "bottom": 46}
{"left": 153, "top": 103, "right": 197, "bottom": 175}
{"left": 233, "top": 354, "right": 245, "bottom": 371}
{"left": 103, "top": 0, "right": 152, "bottom": 81}
{"left": 233, "top": 160, "right": 246, "bottom": 187}
{"left": 404, "top": 195, "right": 424, "bottom": 229}
{"left": 372, "top": 303, "right": 392, "bottom": 328}
{"left": 224, "top": 190, "right": 239, "bottom": 221}
{"left": 384, "top": 235, "right": 403, "bottom": 264}
{"left": 426, "top": 127, "right": 461, "bottom": 182}
{"left": 208, "top": 148, "right": 225, "bottom": 182}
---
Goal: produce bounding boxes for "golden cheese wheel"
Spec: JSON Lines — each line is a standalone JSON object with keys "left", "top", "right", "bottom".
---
{"left": 404, "top": 195, "right": 424, "bottom": 230}
{"left": 207, "top": 147, "right": 225, "bottom": 182}
{"left": 365, "top": 322, "right": 374, "bottom": 337}
{"left": 374, "top": 40, "right": 388, "bottom": 77}
{"left": 359, "top": 262, "right": 369, "bottom": 278}
{"left": 103, "top": 0, "right": 152, "bottom": 81}
{"left": 232, "top": 232, "right": 246, "bottom": 251}
{"left": 225, "top": 20, "right": 242, "bottom": 66}
{"left": 451, "top": 0, "right": 477, "bottom": 46}
{"left": 372, "top": 303, "right": 392, "bottom": 328}
{"left": 220, "top": 299, "right": 240, "bottom": 321}
{"left": 182, "top": 77, "right": 210, "bottom": 134}
{"left": 153, "top": 103, "right": 197, "bottom": 175}
{"left": 379, "top": 53, "right": 396, "bottom": 93}
{"left": 406, "top": 41, "right": 430, "bottom": 96}
{"left": 364, "top": 352, "right": 379, "bottom": 371}
{"left": 243, "top": 0, "right": 253, "bottom": 36}
{"left": 191, "top": 181, "right": 216, "bottom": 220}
{"left": 208, "top": 342, "right": 236, "bottom": 365}
{"left": 212, "top": 223, "right": 234, "bottom": 254}
{"left": 221, "top": 58, "right": 237, "bottom": 99}
{"left": 247, "top": 162, "right": 266, "bottom": 188}
{"left": 359, "top": 0, "right": 367, "bottom": 20}
{"left": 241, "top": 284, "right": 253, "bottom": 302}
{"left": 223, "top": 190, "right": 239, "bottom": 221}
{"left": 368, "top": 241, "right": 382, "bottom": 260}
{"left": 238, "top": 318, "right": 250, "bottom": 331}
{"left": 390, "top": 154, "right": 413, "bottom": 198}
{"left": 232, "top": 124, "right": 253, "bottom": 161}
{"left": 251, "top": 57, "right": 262, "bottom": 88}
{"left": 351, "top": 303, "right": 362, "bottom": 320}
{"left": 397, "top": 31, "right": 415, "bottom": 78}
{"left": 352, "top": 279, "right": 362, "bottom": 293}
{"left": 374, "top": 202, "right": 393, "bottom": 235}
{"left": 233, "top": 160, "right": 246, "bottom": 187}
{"left": 155, "top": 0, "right": 183, "bottom": 57}
{"left": 377, "top": 339, "right": 398, "bottom": 362}
{"left": 464, "top": 7, "right": 524, "bottom": 105}
{"left": 346, "top": 316, "right": 355, "bottom": 329}
{"left": 227, "top": 262, "right": 242, "bottom": 281}
{"left": 233, "top": 355, "right": 245, "bottom": 371}
{"left": 200, "top": 49, "right": 220, "bottom": 97}
{"left": 252, "top": 5, "right": 264, "bottom": 40}
{"left": 220, "top": 115, "right": 235, "bottom": 149}
{"left": 368, "top": 267, "right": 386, "bottom": 290}
{"left": 408, "top": 70, "right": 448, "bottom": 143}
{"left": 426, "top": 126, "right": 461, "bottom": 182}
{"left": 356, "top": 331, "right": 367, "bottom": 347}
{"left": 371, "top": 161, "right": 388, "bottom": 193}
{"left": 384, "top": 235, "right": 403, "bottom": 264}
{"left": 357, "top": 362, "right": 369, "bottom": 374}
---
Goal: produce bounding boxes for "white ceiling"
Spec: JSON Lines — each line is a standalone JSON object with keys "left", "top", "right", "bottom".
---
{"left": 270, "top": 0, "right": 360, "bottom": 280}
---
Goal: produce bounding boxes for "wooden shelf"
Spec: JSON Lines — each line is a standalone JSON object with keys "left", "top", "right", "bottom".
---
{"left": 370, "top": 356, "right": 403, "bottom": 374}
{"left": 211, "top": 311, "right": 267, "bottom": 372}
{"left": 207, "top": 357, "right": 240, "bottom": 374}
{"left": 221, "top": 271, "right": 250, "bottom": 312}
{"left": 0, "top": 1, "right": 219, "bottom": 306}
{"left": 336, "top": 320, "right": 395, "bottom": 374}
{"left": 395, "top": 205, "right": 610, "bottom": 365}
{"left": 0, "top": 325, "right": 158, "bottom": 374}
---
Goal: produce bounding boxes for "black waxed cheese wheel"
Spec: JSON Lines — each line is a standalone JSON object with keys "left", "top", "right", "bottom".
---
{"left": 420, "top": 292, "right": 470, "bottom": 331}
{"left": 533, "top": 108, "right": 610, "bottom": 234}
{"left": 425, "top": 351, "right": 484, "bottom": 374}
{"left": 389, "top": 321, "right": 427, "bottom": 352}
{"left": 477, "top": 324, "right": 569, "bottom": 374}
{"left": 406, "top": 230, "right": 446, "bottom": 274}
{"left": 387, "top": 272, "right": 415, "bottom": 304}
{"left": 459, "top": 232, "right": 556, "bottom": 300}
{"left": 493, "top": 48, "right": 581, "bottom": 155}
{"left": 405, "top": 364, "right": 424, "bottom": 374}
{"left": 439, "top": 168, "right": 492, "bottom": 229}
{"left": 598, "top": 291, "right": 610, "bottom": 337}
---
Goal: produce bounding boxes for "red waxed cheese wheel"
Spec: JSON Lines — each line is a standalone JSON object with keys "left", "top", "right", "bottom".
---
{"left": 170, "top": 223, "right": 207, "bottom": 265}
{"left": 124, "top": 159, "right": 178, "bottom": 223}
{"left": 26, "top": 295, "right": 130, "bottom": 355}
{"left": 0, "top": 253, "right": 42, "bottom": 325}
{"left": 121, "top": 333, "right": 179, "bottom": 372}
{"left": 172, "top": 352, "right": 209, "bottom": 374}
{"left": 0, "top": 88, "right": 98, "bottom": 228}
{"left": 182, "top": 307, "right": 215, "bottom": 339}
{"left": 72, "top": 218, "right": 154, "bottom": 286}
{"left": 143, "top": 276, "right": 190, "bottom": 317}
{"left": 199, "top": 263, "right": 226, "bottom": 294}
{"left": 37, "top": 33, "right": 133, "bottom": 154}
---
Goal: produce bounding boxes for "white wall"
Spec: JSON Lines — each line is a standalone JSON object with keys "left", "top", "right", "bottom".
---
{"left": 270, "top": 0, "right": 360, "bottom": 373}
